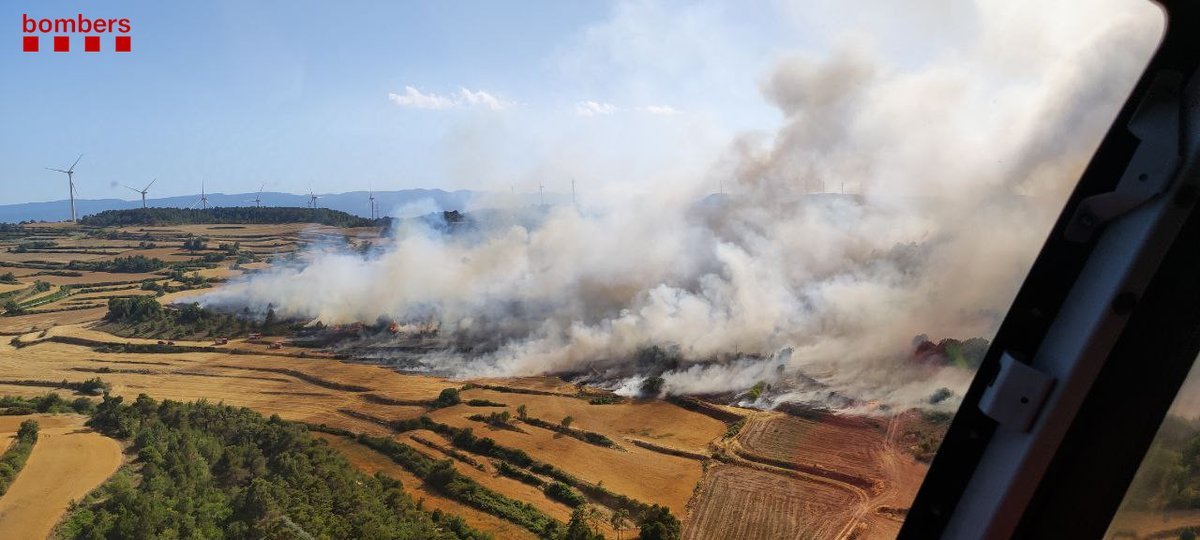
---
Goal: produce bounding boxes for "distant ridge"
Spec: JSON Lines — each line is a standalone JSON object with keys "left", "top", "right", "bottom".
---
{"left": 79, "top": 207, "right": 385, "bottom": 228}
{"left": 0, "top": 189, "right": 552, "bottom": 223}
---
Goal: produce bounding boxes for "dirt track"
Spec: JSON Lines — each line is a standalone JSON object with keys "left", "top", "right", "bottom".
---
{"left": 0, "top": 414, "right": 122, "bottom": 539}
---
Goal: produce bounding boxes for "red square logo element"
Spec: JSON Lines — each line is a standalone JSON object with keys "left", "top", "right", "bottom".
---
{"left": 85, "top": 36, "right": 100, "bottom": 52}
{"left": 115, "top": 36, "right": 130, "bottom": 52}
{"left": 22, "top": 36, "right": 38, "bottom": 52}
{"left": 53, "top": 36, "right": 69, "bottom": 52}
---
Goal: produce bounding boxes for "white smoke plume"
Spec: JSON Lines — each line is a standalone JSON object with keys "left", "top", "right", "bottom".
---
{"left": 200, "top": 0, "right": 1162, "bottom": 411}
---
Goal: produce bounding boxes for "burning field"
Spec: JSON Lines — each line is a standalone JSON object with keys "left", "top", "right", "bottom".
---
{"left": 0, "top": 219, "right": 947, "bottom": 538}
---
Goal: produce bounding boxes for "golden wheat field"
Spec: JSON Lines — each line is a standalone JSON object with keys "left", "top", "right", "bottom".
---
{"left": 0, "top": 414, "right": 121, "bottom": 539}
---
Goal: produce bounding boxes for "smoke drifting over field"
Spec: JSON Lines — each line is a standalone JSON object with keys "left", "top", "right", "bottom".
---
{"left": 200, "top": 0, "right": 1160, "bottom": 410}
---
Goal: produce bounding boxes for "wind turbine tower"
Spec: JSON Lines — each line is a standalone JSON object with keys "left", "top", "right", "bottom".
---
{"left": 307, "top": 190, "right": 320, "bottom": 208}
{"left": 572, "top": 178, "right": 576, "bottom": 207}
{"left": 46, "top": 154, "right": 83, "bottom": 222}
{"left": 250, "top": 184, "right": 264, "bottom": 208}
{"left": 368, "top": 191, "right": 377, "bottom": 219}
{"left": 193, "top": 181, "right": 210, "bottom": 209}
{"left": 124, "top": 178, "right": 157, "bottom": 208}
{"left": 539, "top": 182, "right": 545, "bottom": 206}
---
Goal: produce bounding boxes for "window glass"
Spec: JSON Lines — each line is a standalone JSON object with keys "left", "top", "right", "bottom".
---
{"left": 0, "top": 1, "right": 1162, "bottom": 538}
{"left": 1108, "top": 357, "right": 1200, "bottom": 539}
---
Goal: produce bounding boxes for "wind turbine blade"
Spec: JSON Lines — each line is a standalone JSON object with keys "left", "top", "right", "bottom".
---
{"left": 123, "top": 185, "right": 142, "bottom": 193}
{"left": 68, "top": 154, "right": 83, "bottom": 173}
{"left": 46, "top": 168, "right": 69, "bottom": 174}
{"left": 144, "top": 178, "right": 157, "bottom": 191}
{"left": 258, "top": 184, "right": 265, "bottom": 194}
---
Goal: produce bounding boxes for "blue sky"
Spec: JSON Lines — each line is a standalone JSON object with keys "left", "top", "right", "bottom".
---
{"left": 2, "top": 0, "right": 854, "bottom": 204}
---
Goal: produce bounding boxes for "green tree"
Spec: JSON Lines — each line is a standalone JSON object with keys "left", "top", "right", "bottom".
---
{"left": 638, "top": 505, "right": 681, "bottom": 540}
{"left": 433, "top": 388, "right": 462, "bottom": 408}
{"left": 640, "top": 376, "right": 665, "bottom": 398}
{"left": 561, "top": 416, "right": 574, "bottom": 429}
{"left": 516, "top": 404, "right": 527, "bottom": 419}
{"left": 611, "top": 508, "right": 632, "bottom": 540}
{"left": 565, "top": 505, "right": 604, "bottom": 540}
{"left": 16, "top": 419, "right": 38, "bottom": 442}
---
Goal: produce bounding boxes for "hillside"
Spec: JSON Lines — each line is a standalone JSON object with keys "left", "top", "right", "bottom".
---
{"left": 78, "top": 207, "right": 385, "bottom": 228}
{"left": 0, "top": 189, "right": 571, "bottom": 223}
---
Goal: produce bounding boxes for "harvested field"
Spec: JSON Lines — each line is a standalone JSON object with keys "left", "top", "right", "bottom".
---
{"left": 317, "top": 433, "right": 539, "bottom": 540}
{"left": 0, "top": 414, "right": 122, "bottom": 539}
{"left": 0, "top": 307, "right": 107, "bottom": 333}
{"left": 26, "top": 272, "right": 161, "bottom": 287}
{"left": 428, "top": 404, "right": 706, "bottom": 517}
{"left": 737, "top": 413, "right": 887, "bottom": 483}
{"left": 0, "top": 221, "right": 942, "bottom": 539}
{"left": 462, "top": 387, "right": 726, "bottom": 453}
{"left": 683, "top": 464, "right": 859, "bottom": 540}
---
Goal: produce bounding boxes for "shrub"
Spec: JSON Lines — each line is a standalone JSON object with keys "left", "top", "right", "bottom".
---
{"left": 431, "top": 387, "right": 462, "bottom": 409}
{"left": 545, "top": 482, "right": 586, "bottom": 507}
{"left": 0, "top": 419, "right": 38, "bottom": 496}
{"left": 68, "top": 255, "right": 165, "bottom": 273}
{"left": 638, "top": 504, "right": 682, "bottom": 540}
{"left": 640, "top": 376, "right": 665, "bottom": 398}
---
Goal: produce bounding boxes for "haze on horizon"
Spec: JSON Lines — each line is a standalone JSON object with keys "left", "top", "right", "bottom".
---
{"left": 4, "top": 0, "right": 789, "bottom": 206}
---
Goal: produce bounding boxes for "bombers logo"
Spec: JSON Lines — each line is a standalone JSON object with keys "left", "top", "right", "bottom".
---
{"left": 21, "top": 14, "right": 132, "bottom": 52}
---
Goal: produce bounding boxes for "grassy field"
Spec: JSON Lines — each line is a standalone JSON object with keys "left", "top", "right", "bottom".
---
{"left": 0, "top": 219, "right": 935, "bottom": 539}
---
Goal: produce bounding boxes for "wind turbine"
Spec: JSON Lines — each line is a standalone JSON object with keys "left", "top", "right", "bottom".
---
{"left": 247, "top": 184, "right": 264, "bottom": 208}
{"left": 368, "top": 191, "right": 377, "bottom": 219}
{"left": 307, "top": 189, "right": 320, "bottom": 209}
{"left": 124, "top": 178, "right": 156, "bottom": 209}
{"left": 192, "top": 181, "right": 210, "bottom": 209}
{"left": 46, "top": 154, "right": 83, "bottom": 222}
{"left": 539, "top": 182, "right": 545, "bottom": 206}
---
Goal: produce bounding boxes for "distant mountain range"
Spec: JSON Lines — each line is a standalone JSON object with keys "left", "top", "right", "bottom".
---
{"left": 0, "top": 189, "right": 566, "bottom": 223}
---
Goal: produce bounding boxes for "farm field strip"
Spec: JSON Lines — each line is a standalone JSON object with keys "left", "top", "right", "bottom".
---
{"left": 317, "top": 433, "right": 541, "bottom": 539}
{"left": 738, "top": 413, "right": 886, "bottom": 479}
{"left": 0, "top": 414, "right": 122, "bottom": 540}
{"left": 0, "top": 221, "right": 939, "bottom": 540}
{"left": 683, "top": 464, "right": 859, "bottom": 540}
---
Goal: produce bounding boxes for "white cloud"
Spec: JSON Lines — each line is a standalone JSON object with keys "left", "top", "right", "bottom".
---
{"left": 388, "top": 86, "right": 454, "bottom": 109}
{"left": 575, "top": 101, "right": 617, "bottom": 116}
{"left": 388, "top": 86, "right": 511, "bottom": 111}
{"left": 457, "top": 88, "right": 510, "bottom": 110}
{"left": 640, "top": 105, "right": 680, "bottom": 115}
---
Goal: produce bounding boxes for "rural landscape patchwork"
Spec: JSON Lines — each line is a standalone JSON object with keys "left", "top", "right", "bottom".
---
{"left": 6, "top": 1, "right": 1190, "bottom": 538}
{"left": 0, "top": 204, "right": 959, "bottom": 539}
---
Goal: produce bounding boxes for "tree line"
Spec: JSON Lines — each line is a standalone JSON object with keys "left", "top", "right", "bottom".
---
{"left": 0, "top": 419, "right": 38, "bottom": 496}
{"left": 61, "top": 394, "right": 487, "bottom": 539}
{"left": 105, "top": 297, "right": 287, "bottom": 340}
{"left": 79, "top": 207, "right": 385, "bottom": 228}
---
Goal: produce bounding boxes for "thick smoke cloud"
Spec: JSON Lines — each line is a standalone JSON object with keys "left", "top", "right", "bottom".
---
{"left": 200, "top": 0, "right": 1161, "bottom": 411}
